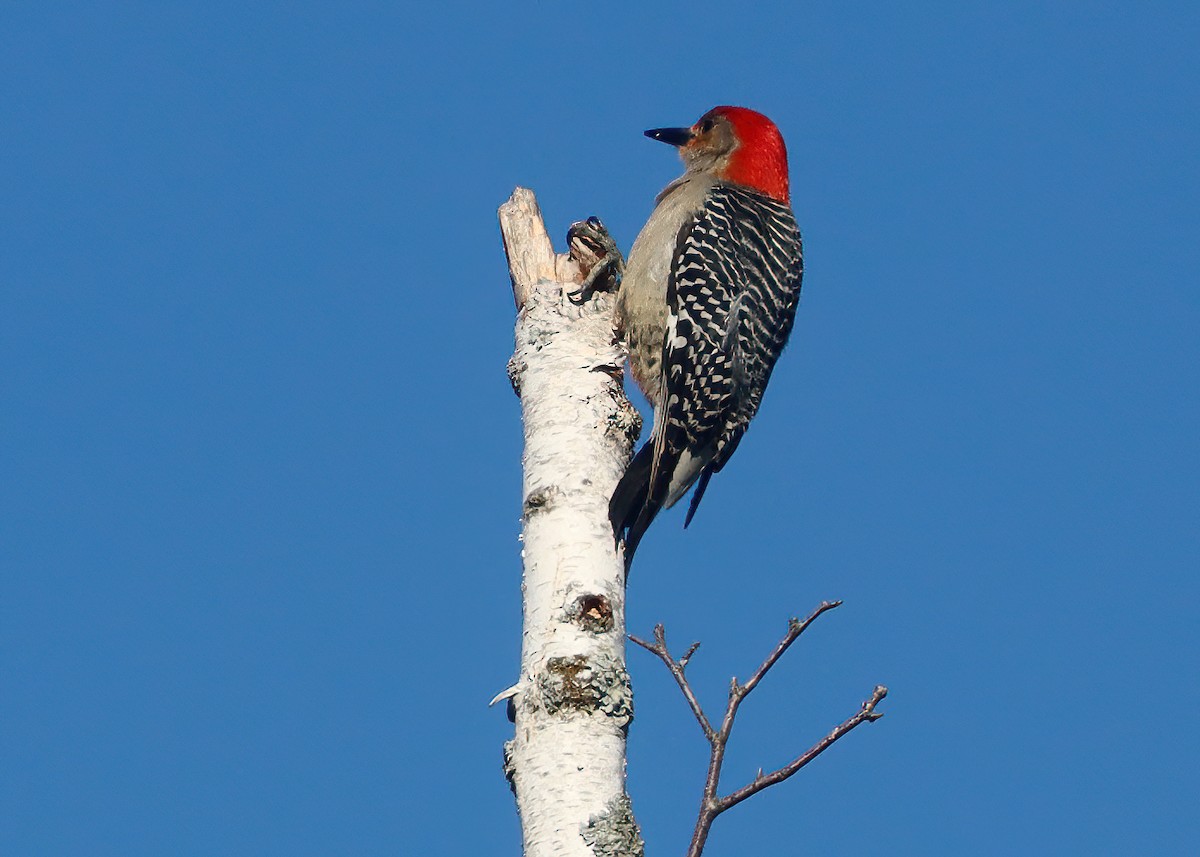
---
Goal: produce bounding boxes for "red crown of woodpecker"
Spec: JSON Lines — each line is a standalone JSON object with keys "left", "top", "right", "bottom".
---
{"left": 709, "top": 106, "right": 790, "bottom": 203}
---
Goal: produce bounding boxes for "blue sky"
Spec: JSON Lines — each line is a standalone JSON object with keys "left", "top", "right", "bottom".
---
{"left": 3, "top": 2, "right": 1198, "bottom": 854}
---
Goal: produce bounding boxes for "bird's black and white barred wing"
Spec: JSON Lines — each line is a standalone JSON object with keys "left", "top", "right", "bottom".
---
{"left": 610, "top": 182, "right": 802, "bottom": 567}
{"left": 658, "top": 183, "right": 804, "bottom": 513}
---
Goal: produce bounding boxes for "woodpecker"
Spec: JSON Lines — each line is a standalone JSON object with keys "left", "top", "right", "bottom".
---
{"left": 609, "top": 106, "right": 804, "bottom": 567}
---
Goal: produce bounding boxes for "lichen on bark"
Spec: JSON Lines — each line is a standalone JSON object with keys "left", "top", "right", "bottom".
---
{"left": 581, "top": 794, "right": 645, "bottom": 857}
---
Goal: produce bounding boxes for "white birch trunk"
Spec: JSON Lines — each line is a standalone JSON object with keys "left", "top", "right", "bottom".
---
{"left": 497, "top": 188, "right": 644, "bottom": 857}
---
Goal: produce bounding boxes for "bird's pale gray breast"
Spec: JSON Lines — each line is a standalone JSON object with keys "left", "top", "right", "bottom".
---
{"left": 616, "top": 174, "right": 715, "bottom": 406}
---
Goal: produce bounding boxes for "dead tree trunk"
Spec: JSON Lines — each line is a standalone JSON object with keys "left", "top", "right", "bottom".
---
{"left": 496, "top": 188, "right": 644, "bottom": 857}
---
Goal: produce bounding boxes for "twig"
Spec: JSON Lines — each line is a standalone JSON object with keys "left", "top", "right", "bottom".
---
{"left": 630, "top": 625, "right": 714, "bottom": 741}
{"left": 631, "top": 601, "right": 887, "bottom": 857}
{"left": 719, "top": 685, "right": 887, "bottom": 813}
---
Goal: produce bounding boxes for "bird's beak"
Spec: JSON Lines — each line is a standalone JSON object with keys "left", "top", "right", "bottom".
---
{"left": 644, "top": 127, "right": 694, "bottom": 147}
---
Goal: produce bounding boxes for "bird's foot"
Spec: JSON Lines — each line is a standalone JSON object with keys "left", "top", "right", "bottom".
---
{"left": 567, "top": 216, "right": 624, "bottom": 304}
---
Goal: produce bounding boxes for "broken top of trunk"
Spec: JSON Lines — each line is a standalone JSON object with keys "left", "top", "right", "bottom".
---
{"left": 500, "top": 187, "right": 584, "bottom": 309}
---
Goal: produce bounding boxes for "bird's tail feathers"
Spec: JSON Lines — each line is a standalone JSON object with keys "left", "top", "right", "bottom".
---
{"left": 683, "top": 469, "right": 714, "bottom": 528}
{"left": 609, "top": 444, "right": 653, "bottom": 538}
{"left": 683, "top": 429, "right": 746, "bottom": 528}
{"left": 609, "top": 443, "right": 655, "bottom": 569}
{"left": 611, "top": 433, "right": 720, "bottom": 571}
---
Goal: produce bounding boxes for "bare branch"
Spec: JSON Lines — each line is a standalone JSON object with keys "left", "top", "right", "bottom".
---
{"left": 718, "top": 685, "right": 888, "bottom": 813}
{"left": 629, "top": 625, "right": 715, "bottom": 742}
{"left": 737, "top": 600, "right": 842, "bottom": 700}
{"left": 633, "top": 603, "right": 886, "bottom": 857}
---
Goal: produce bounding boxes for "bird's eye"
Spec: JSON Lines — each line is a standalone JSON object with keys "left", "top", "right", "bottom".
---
{"left": 698, "top": 118, "right": 715, "bottom": 134}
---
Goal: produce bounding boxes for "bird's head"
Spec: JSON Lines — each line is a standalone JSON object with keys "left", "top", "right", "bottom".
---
{"left": 645, "top": 106, "right": 790, "bottom": 202}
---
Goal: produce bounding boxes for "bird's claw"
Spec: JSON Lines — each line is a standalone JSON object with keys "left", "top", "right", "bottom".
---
{"left": 567, "top": 216, "right": 625, "bottom": 304}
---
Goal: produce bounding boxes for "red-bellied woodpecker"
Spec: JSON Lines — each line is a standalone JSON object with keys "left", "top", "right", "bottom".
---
{"left": 609, "top": 106, "right": 804, "bottom": 568}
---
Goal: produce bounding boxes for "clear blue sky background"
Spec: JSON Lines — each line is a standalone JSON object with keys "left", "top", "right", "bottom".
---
{"left": 4, "top": 2, "right": 1197, "bottom": 855}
